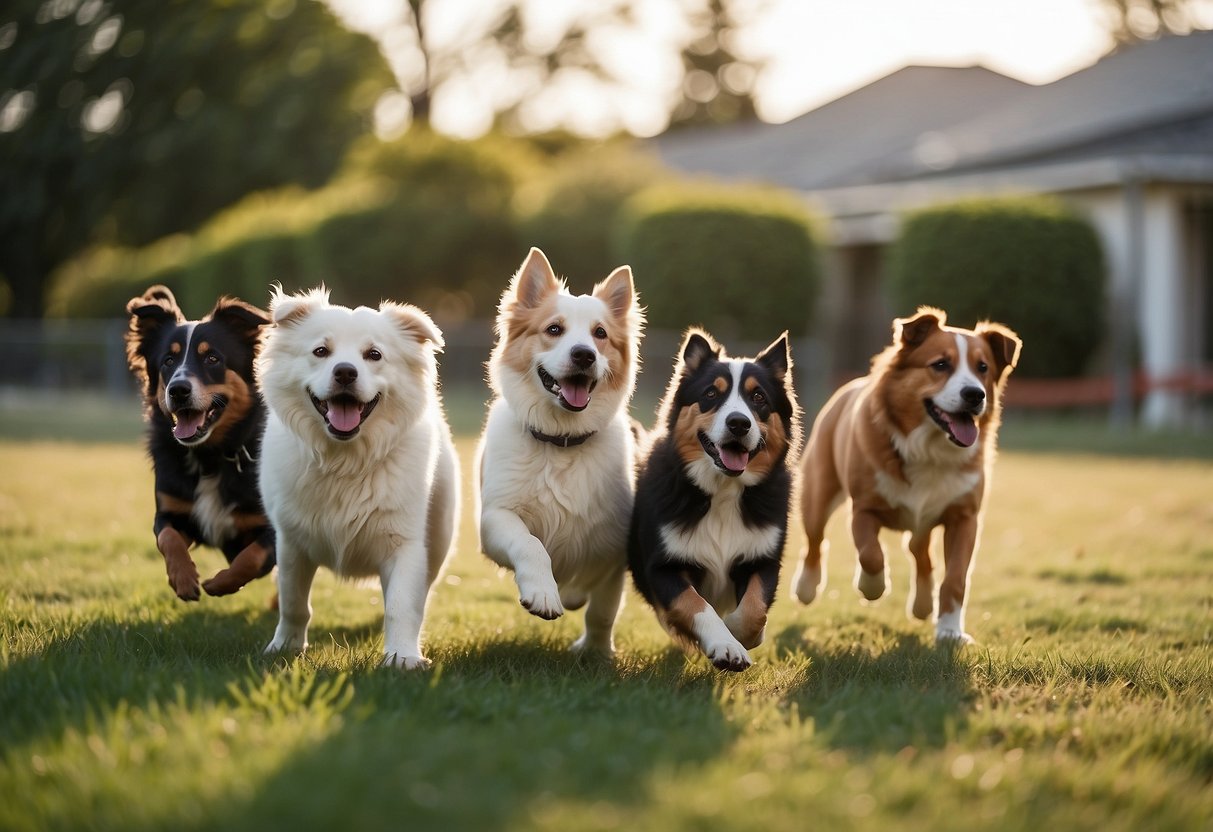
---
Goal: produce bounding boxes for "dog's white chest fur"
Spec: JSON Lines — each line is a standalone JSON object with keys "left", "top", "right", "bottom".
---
{"left": 193, "top": 474, "right": 237, "bottom": 543}
{"left": 659, "top": 480, "right": 780, "bottom": 612}
{"left": 479, "top": 400, "right": 633, "bottom": 587}
{"left": 876, "top": 424, "right": 981, "bottom": 534}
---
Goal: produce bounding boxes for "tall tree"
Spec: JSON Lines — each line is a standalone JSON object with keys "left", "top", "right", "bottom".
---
{"left": 0, "top": 0, "right": 394, "bottom": 318}
{"left": 1097, "top": 0, "right": 1212, "bottom": 43}
{"left": 668, "top": 0, "right": 767, "bottom": 129}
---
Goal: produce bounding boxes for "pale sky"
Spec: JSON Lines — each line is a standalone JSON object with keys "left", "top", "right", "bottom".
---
{"left": 328, "top": 0, "right": 1213, "bottom": 137}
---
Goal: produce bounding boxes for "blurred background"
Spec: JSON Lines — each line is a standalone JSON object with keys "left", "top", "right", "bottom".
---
{"left": 2, "top": 0, "right": 1212, "bottom": 438}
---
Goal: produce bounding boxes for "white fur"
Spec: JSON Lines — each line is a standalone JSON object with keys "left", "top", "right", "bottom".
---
{"left": 192, "top": 473, "right": 237, "bottom": 545}
{"left": 934, "top": 334, "right": 986, "bottom": 415}
{"left": 659, "top": 478, "right": 781, "bottom": 613}
{"left": 935, "top": 608, "right": 972, "bottom": 644}
{"left": 477, "top": 255, "right": 640, "bottom": 653}
{"left": 692, "top": 609, "right": 752, "bottom": 671}
{"left": 258, "top": 288, "right": 459, "bottom": 670}
{"left": 877, "top": 423, "right": 981, "bottom": 537}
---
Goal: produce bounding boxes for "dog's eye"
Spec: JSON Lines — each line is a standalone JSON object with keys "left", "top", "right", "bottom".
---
{"left": 545, "top": 324, "right": 563, "bottom": 337}
{"left": 313, "top": 346, "right": 329, "bottom": 358}
{"left": 931, "top": 359, "right": 951, "bottom": 372}
{"left": 704, "top": 387, "right": 718, "bottom": 399}
{"left": 162, "top": 355, "right": 175, "bottom": 367}
{"left": 204, "top": 354, "right": 220, "bottom": 366}
{"left": 750, "top": 390, "right": 767, "bottom": 405}
{"left": 593, "top": 326, "right": 607, "bottom": 340}
{"left": 365, "top": 349, "right": 382, "bottom": 362}
{"left": 976, "top": 361, "right": 989, "bottom": 374}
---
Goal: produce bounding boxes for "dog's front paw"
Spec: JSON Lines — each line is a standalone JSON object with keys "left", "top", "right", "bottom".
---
{"left": 263, "top": 631, "right": 307, "bottom": 656}
{"left": 518, "top": 579, "right": 564, "bottom": 620}
{"left": 168, "top": 565, "right": 201, "bottom": 602}
{"left": 702, "top": 637, "right": 753, "bottom": 673}
{"left": 910, "top": 582, "right": 935, "bottom": 621}
{"left": 570, "top": 633, "right": 614, "bottom": 656}
{"left": 855, "top": 566, "right": 888, "bottom": 601}
{"left": 383, "top": 653, "right": 431, "bottom": 671}
{"left": 934, "top": 610, "right": 974, "bottom": 645}
{"left": 792, "top": 562, "right": 824, "bottom": 605}
{"left": 202, "top": 569, "right": 245, "bottom": 597}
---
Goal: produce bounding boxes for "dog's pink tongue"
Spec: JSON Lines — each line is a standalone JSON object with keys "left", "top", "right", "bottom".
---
{"left": 560, "top": 381, "right": 591, "bottom": 409}
{"left": 947, "top": 413, "right": 979, "bottom": 447}
{"left": 173, "top": 411, "right": 204, "bottom": 440}
{"left": 327, "top": 399, "right": 362, "bottom": 432}
{"left": 719, "top": 446, "right": 750, "bottom": 473}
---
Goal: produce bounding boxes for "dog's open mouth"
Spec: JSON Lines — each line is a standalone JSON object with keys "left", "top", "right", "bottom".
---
{"left": 311, "top": 391, "right": 382, "bottom": 439}
{"left": 171, "top": 397, "right": 226, "bottom": 444}
{"left": 925, "top": 399, "right": 979, "bottom": 448}
{"left": 698, "top": 431, "right": 759, "bottom": 477}
{"left": 537, "top": 366, "right": 597, "bottom": 412}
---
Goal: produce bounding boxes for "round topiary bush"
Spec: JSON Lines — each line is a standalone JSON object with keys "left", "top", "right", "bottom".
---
{"left": 614, "top": 183, "right": 822, "bottom": 339}
{"left": 887, "top": 196, "right": 1105, "bottom": 378}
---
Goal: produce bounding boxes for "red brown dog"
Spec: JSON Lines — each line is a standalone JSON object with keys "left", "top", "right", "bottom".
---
{"left": 792, "top": 307, "right": 1020, "bottom": 643}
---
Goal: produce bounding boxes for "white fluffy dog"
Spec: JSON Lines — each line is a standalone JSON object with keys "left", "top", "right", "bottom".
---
{"left": 258, "top": 287, "right": 458, "bottom": 669}
{"left": 476, "top": 247, "right": 643, "bottom": 653}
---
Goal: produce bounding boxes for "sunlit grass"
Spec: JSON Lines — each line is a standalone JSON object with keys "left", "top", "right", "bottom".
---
{"left": 1, "top": 437, "right": 1210, "bottom": 831}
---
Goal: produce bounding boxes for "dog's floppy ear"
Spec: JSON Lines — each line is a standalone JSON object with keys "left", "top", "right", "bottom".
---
{"left": 977, "top": 321, "right": 1021, "bottom": 380}
{"left": 592, "top": 264, "right": 637, "bottom": 323}
{"left": 755, "top": 331, "right": 791, "bottom": 381}
{"left": 508, "top": 247, "right": 561, "bottom": 310}
{"left": 125, "top": 285, "right": 185, "bottom": 386}
{"left": 381, "top": 301, "right": 444, "bottom": 352}
{"left": 894, "top": 306, "right": 946, "bottom": 348}
{"left": 679, "top": 328, "right": 720, "bottom": 375}
{"left": 269, "top": 284, "right": 328, "bottom": 326}
{"left": 208, "top": 296, "right": 271, "bottom": 337}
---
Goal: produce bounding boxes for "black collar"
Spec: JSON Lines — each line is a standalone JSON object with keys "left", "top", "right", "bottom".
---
{"left": 529, "top": 428, "right": 596, "bottom": 448}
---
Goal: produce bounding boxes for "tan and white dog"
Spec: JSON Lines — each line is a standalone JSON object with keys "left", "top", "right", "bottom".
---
{"left": 792, "top": 307, "right": 1020, "bottom": 643}
{"left": 476, "top": 247, "right": 643, "bottom": 653}
{"left": 258, "top": 287, "right": 459, "bottom": 669}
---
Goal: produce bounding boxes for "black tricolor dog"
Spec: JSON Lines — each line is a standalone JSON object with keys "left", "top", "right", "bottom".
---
{"left": 125, "top": 285, "right": 276, "bottom": 601}
{"left": 629, "top": 329, "right": 800, "bottom": 671}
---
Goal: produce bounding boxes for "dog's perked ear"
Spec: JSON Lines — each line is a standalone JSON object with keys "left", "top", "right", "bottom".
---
{"left": 894, "top": 306, "right": 946, "bottom": 348}
{"left": 125, "top": 285, "right": 185, "bottom": 389}
{"left": 380, "top": 301, "right": 445, "bottom": 352}
{"left": 977, "top": 321, "right": 1022, "bottom": 380}
{"left": 269, "top": 284, "right": 329, "bottom": 326}
{"left": 679, "top": 329, "right": 720, "bottom": 375}
{"left": 592, "top": 265, "right": 636, "bottom": 322}
{"left": 508, "top": 247, "right": 561, "bottom": 310}
{"left": 755, "top": 331, "right": 791, "bottom": 381}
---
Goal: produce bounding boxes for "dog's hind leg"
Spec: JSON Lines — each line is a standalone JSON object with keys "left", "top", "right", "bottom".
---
{"left": 480, "top": 507, "right": 563, "bottom": 620}
{"left": 793, "top": 476, "right": 841, "bottom": 606}
{"left": 571, "top": 565, "right": 625, "bottom": 655}
{"left": 380, "top": 540, "right": 434, "bottom": 670}
{"left": 264, "top": 545, "right": 316, "bottom": 655}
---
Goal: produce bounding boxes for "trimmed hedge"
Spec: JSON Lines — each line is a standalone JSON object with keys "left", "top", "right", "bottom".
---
{"left": 887, "top": 196, "right": 1105, "bottom": 378}
{"left": 518, "top": 146, "right": 668, "bottom": 286}
{"left": 48, "top": 132, "right": 538, "bottom": 320}
{"left": 614, "top": 183, "right": 822, "bottom": 339}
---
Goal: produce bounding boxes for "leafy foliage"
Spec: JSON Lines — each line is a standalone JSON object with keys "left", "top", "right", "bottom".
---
{"left": 615, "top": 182, "right": 822, "bottom": 338}
{"left": 0, "top": 0, "right": 394, "bottom": 317}
{"left": 887, "top": 197, "right": 1105, "bottom": 378}
{"left": 49, "top": 132, "right": 539, "bottom": 320}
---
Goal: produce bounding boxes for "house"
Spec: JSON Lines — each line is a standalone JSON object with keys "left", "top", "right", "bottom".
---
{"left": 654, "top": 31, "right": 1213, "bottom": 428}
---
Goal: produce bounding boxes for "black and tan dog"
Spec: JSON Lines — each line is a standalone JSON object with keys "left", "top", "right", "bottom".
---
{"left": 629, "top": 329, "right": 800, "bottom": 671}
{"left": 125, "top": 285, "right": 276, "bottom": 601}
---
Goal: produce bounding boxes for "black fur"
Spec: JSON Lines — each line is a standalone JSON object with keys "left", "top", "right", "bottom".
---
{"left": 125, "top": 285, "right": 276, "bottom": 601}
{"left": 629, "top": 329, "right": 799, "bottom": 668}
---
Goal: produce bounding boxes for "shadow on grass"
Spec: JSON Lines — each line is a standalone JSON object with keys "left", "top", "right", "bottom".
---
{"left": 2, "top": 613, "right": 737, "bottom": 831}
{"left": 774, "top": 623, "right": 975, "bottom": 753}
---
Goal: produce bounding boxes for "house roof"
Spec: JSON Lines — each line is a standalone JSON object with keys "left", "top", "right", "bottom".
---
{"left": 652, "top": 30, "right": 1213, "bottom": 199}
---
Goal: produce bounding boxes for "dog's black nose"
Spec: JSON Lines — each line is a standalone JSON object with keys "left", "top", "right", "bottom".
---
{"left": 333, "top": 363, "right": 358, "bottom": 387}
{"left": 961, "top": 386, "right": 986, "bottom": 407}
{"left": 167, "top": 382, "right": 192, "bottom": 403}
{"left": 570, "top": 346, "right": 596, "bottom": 371}
{"left": 726, "top": 413, "right": 751, "bottom": 437}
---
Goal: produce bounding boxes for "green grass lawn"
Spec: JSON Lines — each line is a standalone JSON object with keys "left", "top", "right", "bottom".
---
{"left": 1, "top": 432, "right": 1211, "bottom": 831}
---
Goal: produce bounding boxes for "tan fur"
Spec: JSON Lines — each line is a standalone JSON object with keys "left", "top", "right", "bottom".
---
{"left": 729, "top": 573, "right": 769, "bottom": 649}
{"left": 658, "top": 585, "right": 710, "bottom": 644}
{"left": 794, "top": 307, "right": 1021, "bottom": 641}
